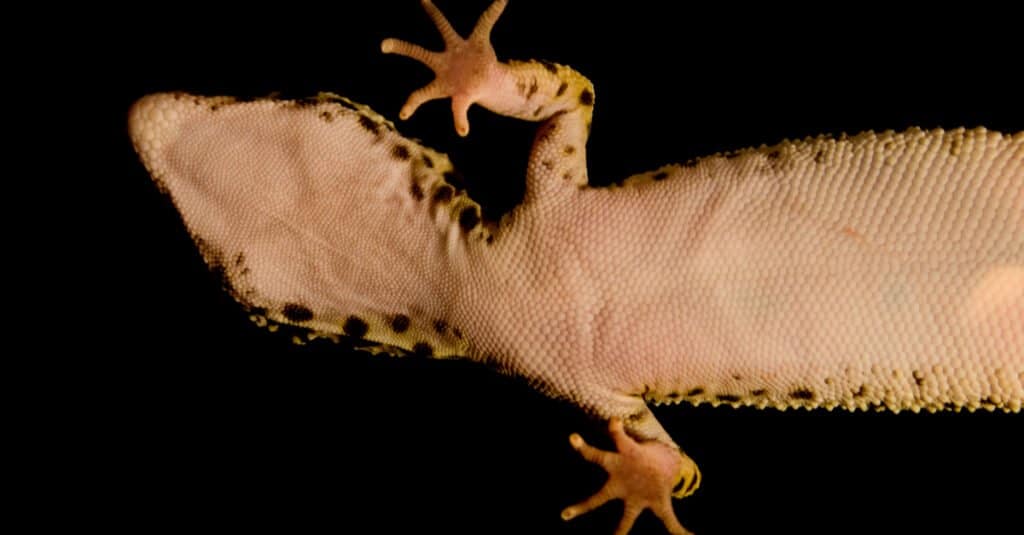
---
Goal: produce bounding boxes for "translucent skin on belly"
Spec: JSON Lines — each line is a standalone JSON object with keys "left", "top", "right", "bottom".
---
{"left": 128, "top": 1, "right": 1023, "bottom": 533}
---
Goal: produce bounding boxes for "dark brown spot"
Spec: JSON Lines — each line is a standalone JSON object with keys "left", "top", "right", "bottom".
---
{"left": 459, "top": 207, "right": 480, "bottom": 232}
{"left": 234, "top": 252, "right": 245, "bottom": 266}
{"left": 853, "top": 385, "right": 867, "bottom": 397}
{"left": 564, "top": 145, "right": 575, "bottom": 155}
{"left": 579, "top": 88, "right": 594, "bottom": 106}
{"left": 433, "top": 319, "right": 448, "bottom": 335}
{"left": 751, "top": 389, "right": 768, "bottom": 396}
{"left": 412, "top": 342, "right": 433, "bottom": 357}
{"left": 667, "top": 392, "right": 682, "bottom": 399}
{"left": 626, "top": 411, "right": 647, "bottom": 423}
{"left": 527, "top": 79, "right": 538, "bottom": 99}
{"left": 716, "top": 394, "right": 741, "bottom": 403}
{"left": 421, "top": 154, "right": 434, "bottom": 168}
{"left": 357, "top": 115, "right": 379, "bottom": 135}
{"left": 392, "top": 145, "right": 410, "bottom": 160}
{"left": 390, "top": 314, "right": 410, "bottom": 333}
{"left": 533, "top": 105, "right": 544, "bottom": 117}
{"left": 433, "top": 184, "right": 454, "bottom": 203}
{"left": 539, "top": 60, "right": 558, "bottom": 74}
{"left": 913, "top": 370, "right": 925, "bottom": 387}
{"left": 653, "top": 171, "right": 669, "bottom": 181}
{"left": 556, "top": 81, "right": 568, "bottom": 97}
{"left": 562, "top": 171, "right": 572, "bottom": 181}
{"left": 686, "top": 387, "right": 705, "bottom": 397}
{"left": 452, "top": 327, "right": 463, "bottom": 338}
{"left": 410, "top": 183, "right": 424, "bottom": 201}
{"left": 814, "top": 150, "right": 824, "bottom": 163}
{"left": 485, "top": 235, "right": 494, "bottom": 245}
{"left": 541, "top": 160, "right": 554, "bottom": 170}
{"left": 343, "top": 316, "right": 369, "bottom": 338}
{"left": 319, "top": 110, "right": 333, "bottom": 122}
{"left": 282, "top": 303, "right": 314, "bottom": 322}
{"left": 789, "top": 388, "right": 815, "bottom": 400}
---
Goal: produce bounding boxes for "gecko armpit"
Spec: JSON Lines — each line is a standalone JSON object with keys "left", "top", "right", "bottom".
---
{"left": 127, "top": 1, "right": 1023, "bottom": 533}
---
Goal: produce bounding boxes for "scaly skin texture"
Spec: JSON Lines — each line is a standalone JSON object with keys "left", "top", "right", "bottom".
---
{"left": 128, "top": 1, "right": 1023, "bottom": 533}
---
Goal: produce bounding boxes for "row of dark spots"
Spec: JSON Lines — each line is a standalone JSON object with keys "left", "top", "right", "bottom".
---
{"left": 673, "top": 386, "right": 812, "bottom": 403}
{"left": 279, "top": 305, "right": 445, "bottom": 357}
{"left": 370, "top": 120, "right": 481, "bottom": 236}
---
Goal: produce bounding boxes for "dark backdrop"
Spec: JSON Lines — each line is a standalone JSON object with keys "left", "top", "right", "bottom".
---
{"left": 100, "top": 1, "right": 1021, "bottom": 533}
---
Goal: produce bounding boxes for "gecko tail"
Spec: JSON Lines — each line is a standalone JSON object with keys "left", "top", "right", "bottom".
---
{"left": 129, "top": 92, "right": 483, "bottom": 357}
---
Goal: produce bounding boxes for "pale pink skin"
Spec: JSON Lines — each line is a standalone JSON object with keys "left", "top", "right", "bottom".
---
{"left": 128, "top": 1, "right": 1023, "bottom": 534}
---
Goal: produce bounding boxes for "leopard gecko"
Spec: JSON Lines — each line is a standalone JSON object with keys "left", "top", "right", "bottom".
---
{"left": 127, "top": 1, "right": 1023, "bottom": 533}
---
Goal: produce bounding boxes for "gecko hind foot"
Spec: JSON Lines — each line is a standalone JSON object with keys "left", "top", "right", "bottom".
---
{"left": 381, "top": 0, "right": 507, "bottom": 136}
{"left": 562, "top": 419, "right": 699, "bottom": 535}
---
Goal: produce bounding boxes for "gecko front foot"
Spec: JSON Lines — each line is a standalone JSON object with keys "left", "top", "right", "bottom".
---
{"left": 381, "top": 0, "right": 507, "bottom": 136}
{"left": 563, "top": 419, "right": 699, "bottom": 535}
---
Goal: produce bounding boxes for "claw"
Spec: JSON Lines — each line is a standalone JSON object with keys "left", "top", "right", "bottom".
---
{"left": 382, "top": 0, "right": 507, "bottom": 136}
{"left": 563, "top": 419, "right": 699, "bottom": 535}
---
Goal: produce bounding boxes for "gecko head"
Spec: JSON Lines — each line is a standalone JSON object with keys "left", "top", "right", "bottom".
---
{"left": 671, "top": 450, "right": 701, "bottom": 498}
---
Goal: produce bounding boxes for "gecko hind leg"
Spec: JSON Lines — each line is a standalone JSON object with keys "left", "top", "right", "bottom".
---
{"left": 562, "top": 419, "right": 699, "bottom": 535}
{"left": 381, "top": 0, "right": 508, "bottom": 136}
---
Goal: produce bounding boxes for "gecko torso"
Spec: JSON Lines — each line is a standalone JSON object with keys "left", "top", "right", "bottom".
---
{"left": 129, "top": 1, "right": 1022, "bottom": 533}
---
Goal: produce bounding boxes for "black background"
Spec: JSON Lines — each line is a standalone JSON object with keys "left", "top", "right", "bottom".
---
{"left": 98, "top": 1, "right": 1022, "bottom": 533}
